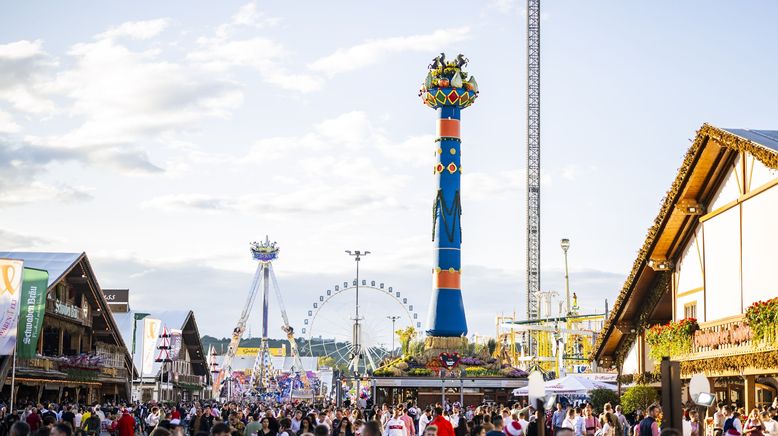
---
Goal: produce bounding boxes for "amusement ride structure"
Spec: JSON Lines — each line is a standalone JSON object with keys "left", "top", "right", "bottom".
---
{"left": 211, "top": 237, "right": 309, "bottom": 399}
{"left": 301, "top": 279, "right": 421, "bottom": 374}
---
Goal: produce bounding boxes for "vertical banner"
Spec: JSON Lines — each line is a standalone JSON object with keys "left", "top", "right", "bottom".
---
{"left": 17, "top": 268, "right": 49, "bottom": 359}
{"left": 142, "top": 318, "right": 161, "bottom": 375}
{"left": 0, "top": 259, "right": 24, "bottom": 355}
{"left": 169, "top": 329, "right": 183, "bottom": 360}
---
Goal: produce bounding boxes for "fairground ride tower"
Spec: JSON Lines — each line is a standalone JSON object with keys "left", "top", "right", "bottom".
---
{"left": 419, "top": 53, "right": 478, "bottom": 348}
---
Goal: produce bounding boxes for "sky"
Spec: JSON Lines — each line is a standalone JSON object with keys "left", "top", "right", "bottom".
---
{"left": 2, "top": 0, "right": 777, "bottom": 344}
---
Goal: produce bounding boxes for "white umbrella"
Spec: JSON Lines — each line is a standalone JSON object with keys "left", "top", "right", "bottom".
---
{"left": 512, "top": 374, "right": 617, "bottom": 396}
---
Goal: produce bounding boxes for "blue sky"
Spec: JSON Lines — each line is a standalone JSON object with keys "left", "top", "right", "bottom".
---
{"left": 2, "top": 0, "right": 777, "bottom": 341}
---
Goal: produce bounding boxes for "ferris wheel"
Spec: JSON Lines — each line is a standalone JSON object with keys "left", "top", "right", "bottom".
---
{"left": 301, "top": 279, "right": 422, "bottom": 373}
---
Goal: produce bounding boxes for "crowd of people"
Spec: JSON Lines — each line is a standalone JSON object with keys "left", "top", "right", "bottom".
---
{"left": 0, "top": 397, "right": 776, "bottom": 436}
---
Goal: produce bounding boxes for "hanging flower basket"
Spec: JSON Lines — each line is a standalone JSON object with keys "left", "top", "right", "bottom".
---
{"left": 745, "top": 297, "right": 778, "bottom": 345}
{"left": 645, "top": 318, "right": 698, "bottom": 361}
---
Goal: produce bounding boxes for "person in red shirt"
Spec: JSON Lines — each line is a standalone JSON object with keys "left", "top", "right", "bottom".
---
{"left": 117, "top": 408, "right": 136, "bottom": 436}
{"left": 26, "top": 407, "right": 42, "bottom": 431}
{"left": 429, "top": 408, "right": 455, "bottom": 436}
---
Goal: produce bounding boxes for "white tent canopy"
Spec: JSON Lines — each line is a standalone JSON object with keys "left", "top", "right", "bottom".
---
{"left": 513, "top": 375, "right": 617, "bottom": 396}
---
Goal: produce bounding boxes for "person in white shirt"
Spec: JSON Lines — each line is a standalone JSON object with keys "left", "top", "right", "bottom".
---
{"left": 450, "top": 406, "right": 461, "bottom": 429}
{"left": 385, "top": 409, "right": 407, "bottom": 436}
{"left": 614, "top": 407, "right": 629, "bottom": 436}
{"left": 573, "top": 408, "right": 585, "bottom": 436}
{"left": 562, "top": 409, "right": 576, "bottom": 431}
{"left": 761, "top": 411, "right": 778, "bottom": 436}
{"left": 419, "top": 409, "right": 433, "bottom": 434}
{"left": 519, "top": 411, "right": 531, "bottom": 436}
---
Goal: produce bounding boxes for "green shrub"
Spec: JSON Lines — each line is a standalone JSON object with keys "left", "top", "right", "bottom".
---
{"left": 589, "top": 388, "right": 620, "bottom": 414}
{"left": 620, "top": 385, "right": 659, "bottom": 414}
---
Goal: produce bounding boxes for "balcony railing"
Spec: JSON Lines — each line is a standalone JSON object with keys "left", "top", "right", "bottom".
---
{"left": 18, "top": 353, "right": 128, "bottom": 380}
{"left": 175, "top": 373, "right": 205, "bottom": 386}
{"left": 687, "top": 314, "right": 755, "bottom": 357}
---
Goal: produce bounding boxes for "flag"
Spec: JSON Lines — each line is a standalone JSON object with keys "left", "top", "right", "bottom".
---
{"left": 169, "top": 329, "right": 183, "bottom": 360}
{"left": 0, "top": 259, "right": 24, "bottom": 355}
{"left": 17, "top": 268, "right": 48, "bottom": 359}
{"left": 142, "top": 318, "right": 161, "bottom": 374}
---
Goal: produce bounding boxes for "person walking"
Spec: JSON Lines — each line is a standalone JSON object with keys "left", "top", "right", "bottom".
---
{"left": 429, "top": 409, "right": 454, "bottom": 436}
{"left": 638, "top": 406, "right": 661, "bottom": 436}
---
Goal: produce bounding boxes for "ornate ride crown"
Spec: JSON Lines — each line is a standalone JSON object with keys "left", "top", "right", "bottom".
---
{"left": 250, "top": 236, "right": 279, "bottom": 262}
{"left": 419, "top": 53, "right": 478, "bottom": 109}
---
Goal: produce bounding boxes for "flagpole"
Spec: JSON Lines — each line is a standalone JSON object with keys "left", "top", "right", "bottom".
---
{"left": 10, "top": 345, "right": 16, "bottom": 412}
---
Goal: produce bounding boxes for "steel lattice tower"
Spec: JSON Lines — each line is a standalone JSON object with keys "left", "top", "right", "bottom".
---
{"left": 526, "top": 0, "right": 541, "bottom": 320}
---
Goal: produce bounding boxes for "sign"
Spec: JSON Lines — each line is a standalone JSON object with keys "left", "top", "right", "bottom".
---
{"left": 236, "top": 346, "right": 285, "bottom": 357}
{"left": 439, "top": 352, "right": 460, "bottom": 369}
{"left": 142, "top": 318, "right": 161, "bottom": 374}
{"left": 102, "top": 289, "right": 129, "bottom": 304}
{"left": 54, "top": 301, "right": 81, "bottom": 320}
{"left": 0, "top": 259, "right": 24, "bottom": 355}
{"left": 17, "top": 268, "right": 48, "bottom": 359}
{"left": 694, "top": 322, "right": 751, "bottom": 348}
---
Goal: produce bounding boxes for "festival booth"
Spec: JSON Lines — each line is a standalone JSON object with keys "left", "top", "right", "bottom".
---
{"left": 512, "top": 375, "right": 616, "bottom": 402}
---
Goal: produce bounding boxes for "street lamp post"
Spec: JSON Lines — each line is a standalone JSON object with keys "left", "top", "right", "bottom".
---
{"left": 345, "top": 250, "right": 370, "bottom": 374}
{"left": 386, "top": 316, "right": 400, "bottom": 357}
{"left": 561, "top": 238, "right": 571, "bottom": 315}
{"left": 131, "top": 312, "right": 150, "bottom": 402}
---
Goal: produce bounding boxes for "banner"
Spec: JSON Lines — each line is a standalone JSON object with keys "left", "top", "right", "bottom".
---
{"left": 142, "top": 318, "right": 161, "bottom": 375}
{"left": 169, "top": 329, "right": 183, "bottom": 360}
{"left": 17, "top": 268, "right": 48, "bottom": 359}
{"left": 236, "top": 346, "right": 285, "bottom": 357}
{"left": 0, "top": 259, "right": 24, "bottom": 355}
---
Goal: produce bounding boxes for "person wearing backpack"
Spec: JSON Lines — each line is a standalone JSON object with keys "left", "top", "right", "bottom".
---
{"left": 83, "top": 408, "right": 102, "bottom": 436}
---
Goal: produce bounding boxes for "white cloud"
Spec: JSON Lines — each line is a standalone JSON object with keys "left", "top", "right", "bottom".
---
{"left": 97, "top": 18, "right": 171, "bottom": 41}
{"left": 0, "top": 40, "right": 57, "bottom": 114}
{"left": 309, "top": 28, "right": 472, "bottom": 76}
{"left": 47, "top": 34, "right": 243, "bottom": 174}
{"left": 490, "top": 0, "right": 518, "bottom": 13}
{"left": 0, "top": 111, "right": 20, "bottom": 133}
{"left": 188, "top": 2, "right": 319, "bottom": 92}
{"left": 246, "top": 111, "right": 433, "bottom": 165}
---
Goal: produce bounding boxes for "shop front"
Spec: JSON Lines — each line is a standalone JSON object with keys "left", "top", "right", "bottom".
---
{"left": 593, "top": 125, "right": 778, "bottom": 410}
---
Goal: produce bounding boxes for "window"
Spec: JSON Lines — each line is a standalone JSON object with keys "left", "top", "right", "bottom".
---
{"left": 684, "top": 302, "right": 697, "bottom": 319}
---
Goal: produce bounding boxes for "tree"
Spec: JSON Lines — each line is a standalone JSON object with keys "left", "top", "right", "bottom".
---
{"left": 487, "top": 338, "right": 497, "bottom": 356}
{"left": 318, "top": 356, "right": 337, "bottom": 368}
{"left": 396, "top": 327, "right": 416, "bottom": 356}
{"left": 589, "top": 388, "right": 620, "bottom": 414}
{"left": 620, "top": 385, "right": 660, "bottom": 414}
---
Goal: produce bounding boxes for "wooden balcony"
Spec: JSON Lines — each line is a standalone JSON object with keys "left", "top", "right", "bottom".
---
{"left": 175, "top": 373, "right": 205, "bottom": 386}
{"left": 677, "top": 314, "right": 778, "bottom": 360}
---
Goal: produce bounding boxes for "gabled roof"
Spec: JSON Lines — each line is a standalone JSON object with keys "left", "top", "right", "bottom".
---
{"left": 0, "top": 251, "right": 134, "bottom": 372}
{"left": 593, "top": 124, "right": 778, "bottom": 365}
{"left": 113, "top": 310, "right": 210, "bottom": 383}
{"left": 721, "top": 129, "right": 778, "bottom": 153}
{"left": 0, "top": 252, "right": 82, "bottom": 288}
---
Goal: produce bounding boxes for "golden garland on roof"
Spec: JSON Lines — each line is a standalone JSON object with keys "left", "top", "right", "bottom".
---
{"left": 592, "top": 124, "right": 778, "bottom": 362}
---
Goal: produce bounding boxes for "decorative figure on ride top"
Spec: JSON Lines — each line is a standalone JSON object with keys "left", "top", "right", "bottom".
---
{"left": 419, "top": 54, "right": 478, "bottom": 341}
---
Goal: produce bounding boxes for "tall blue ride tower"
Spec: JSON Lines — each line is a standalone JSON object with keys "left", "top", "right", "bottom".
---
{"left": 419, "top": 54, "right": 478, "bottom": 338}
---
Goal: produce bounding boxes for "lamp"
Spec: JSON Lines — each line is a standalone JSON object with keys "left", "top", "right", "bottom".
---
{"left": 560, "top": 238, "right": 571, "bottom": 315}
{"left": 648, "top": 258, "right": 674, "bottom": 271}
